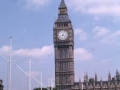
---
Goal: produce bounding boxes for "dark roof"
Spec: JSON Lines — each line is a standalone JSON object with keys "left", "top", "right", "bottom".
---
{"left": 59, "top": 0, "right": 67, "bottom": 9}
{"left": 55, "top": 0, "right": 71, "bottom": 23}
{"left": 56, "top": 15, "right": 71, "bottom": 23}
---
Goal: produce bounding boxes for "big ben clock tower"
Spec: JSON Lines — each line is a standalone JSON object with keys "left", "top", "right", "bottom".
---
{"left": 53, "top": 0, "right": 75, "bottom": 90}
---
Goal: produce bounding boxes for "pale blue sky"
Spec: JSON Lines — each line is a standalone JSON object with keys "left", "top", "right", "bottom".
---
{"left": 0, "top": 0, "right": 120, "bottom": 90}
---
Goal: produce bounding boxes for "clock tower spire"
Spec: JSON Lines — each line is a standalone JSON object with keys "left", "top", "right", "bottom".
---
{"left": 59, "top": 0, "right": 66, "bottom": 9}
{"left": 53, "top": 0, "right": 74, "bottom": 90}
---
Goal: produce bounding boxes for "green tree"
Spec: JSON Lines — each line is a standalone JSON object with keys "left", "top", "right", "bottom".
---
{"left": 33, "top": 87, "right": 57, "bottom": 90}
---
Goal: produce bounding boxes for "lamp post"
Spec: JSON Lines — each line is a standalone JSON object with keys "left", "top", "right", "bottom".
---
{"left": 40, "top": 70, "right": 42, "bottom": 90}
{"left": 29, "top": 57, "right": 31, "bottom": 90}
{"left": 9, "top": 37, "right": 12, "bottom": 90}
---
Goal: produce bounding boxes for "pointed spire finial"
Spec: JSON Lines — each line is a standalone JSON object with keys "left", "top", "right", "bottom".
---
{"left": 100, "top": 77, "right": 102, "bottom": 82}
{"left": 95, "top": 71, "right": 97, "bottom": 76}
{"left": 109, "top": 71, "right": 111, "bottom": 76}
{"left": 79, "top": 77, "right": 81, "bottom": 82}
{"left": 95, "top": 72, "right": 97, "bottom": 82}
{"left": 59, "top": 0, "right": 67, "bottom": 9}
{"left": 108, "top": 71, "right": 111, "bottom": 81}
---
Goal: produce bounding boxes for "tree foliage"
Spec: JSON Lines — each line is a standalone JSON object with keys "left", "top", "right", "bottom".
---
{"left": 33, "top": 87, "right": 57, "bottom": 90}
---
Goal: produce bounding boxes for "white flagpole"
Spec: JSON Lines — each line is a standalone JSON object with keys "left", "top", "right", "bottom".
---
{"left": 29, "top": 57, "right": 31, "bottom": 90}
{"left": 9, "top": 37, "right": 12, "bottom": 90}
{"left": 41, "top": 70, "right": 42, "bottom": 90}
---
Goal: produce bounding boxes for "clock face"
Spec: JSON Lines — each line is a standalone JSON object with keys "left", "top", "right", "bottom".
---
{"left": 58, "top": 30, "right": 68, "bottom": 40}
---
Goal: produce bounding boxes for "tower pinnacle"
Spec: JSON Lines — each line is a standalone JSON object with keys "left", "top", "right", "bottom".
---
{"left": 95, "top": 72, "right": 97, "bottom": 81}
{"left": 59, "top": 0, "right": 67, "bottom": 9}
{"left": 56, "top": 0, "right": 70, "bottom": 22}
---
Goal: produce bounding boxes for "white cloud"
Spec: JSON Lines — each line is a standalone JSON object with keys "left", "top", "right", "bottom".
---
{"left": 14, "top": 45, "right": 53, "bottom": 58}
{"left": 21, "top": 0, "right": 50, "bottom": 10}
{"left": 67, "top": 0, "right": 120, "bottom": 16}
{"left": 0, "top": 46, "right": 10, "bottom": 55}
{"left": 0, "top": 45, "right": 94, "bottom": 61}
{"left": 92, "top": 26, "right": 120, "bottom": 46}
{"left": 74, "top": 48, "right": 94, "bottom": 61}
{"left": 75, "top": 29, "right": 87, "bottom": 41}
{"left": 0, "top": 45, "right": 53, "bottom": 58}
{"left": 92, "top": 26, "right": 110, "bottom": 37}
{"left": 100, "top": 30, "right": 120, "bottom": 44}
{"left": 101, "top": 59, "right": 112, "bottom": 64}
{"left": 92, "top": 26, "right": 120, "bottom": 44}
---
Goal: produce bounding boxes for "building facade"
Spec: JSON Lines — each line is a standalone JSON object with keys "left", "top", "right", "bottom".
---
{"left": 73, "top": 70, "right": 120, "bottom": 90}
{"left": 53, "top": 0, "right": 120, "bottom": 90}
{"left": 0, "top": 80, "right": 4, "bottom": 90}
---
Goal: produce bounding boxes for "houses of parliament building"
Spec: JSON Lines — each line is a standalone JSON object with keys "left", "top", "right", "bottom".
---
{"left": 53, "top": 0, "right": 120, "bottom": 90}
